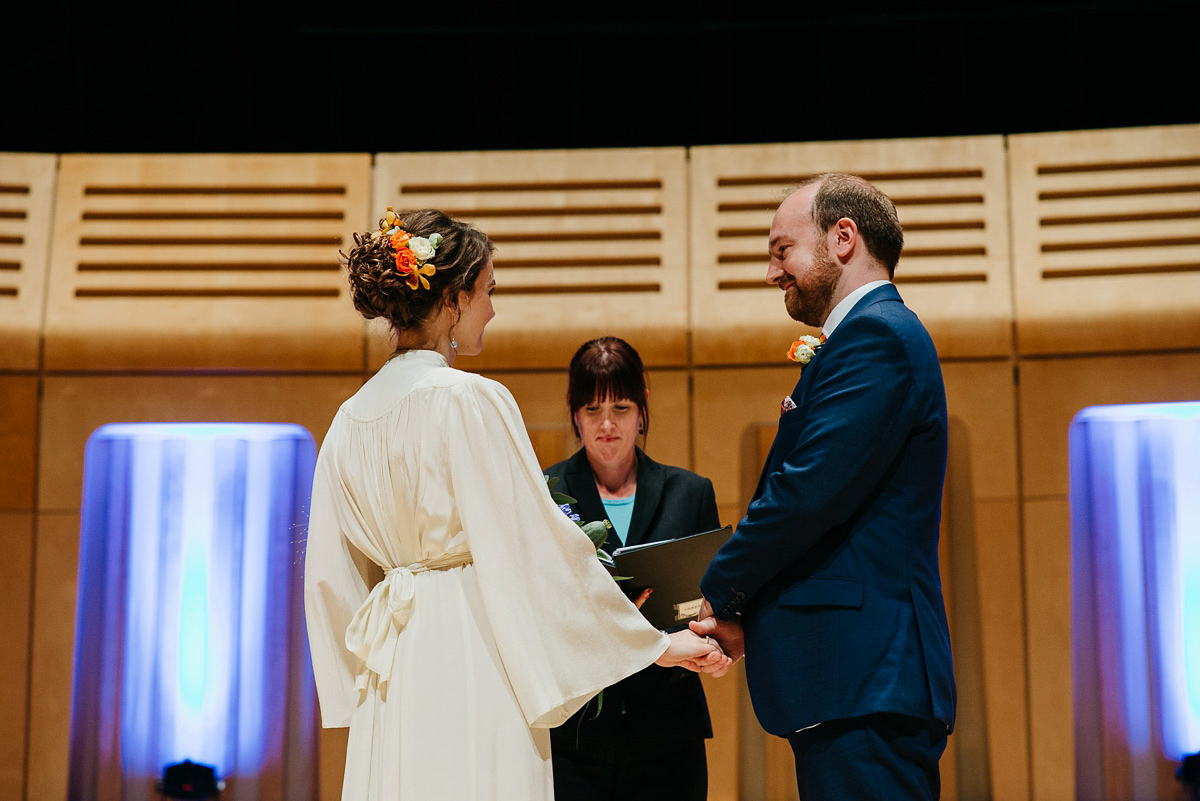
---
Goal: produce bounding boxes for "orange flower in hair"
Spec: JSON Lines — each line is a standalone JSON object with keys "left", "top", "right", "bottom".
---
{"left": 374, "top": 205, "right": 444, "bottom": 291}
{"left": 395, "top": 247, "right": 417, "bottom": 273}
{"left": 407, "top": 263, "right": 436, "bottom": 291}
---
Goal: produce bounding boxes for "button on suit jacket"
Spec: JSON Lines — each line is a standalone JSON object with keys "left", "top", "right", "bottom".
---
{"left": 701, "top": 283, "right": 956, "bottom": 736}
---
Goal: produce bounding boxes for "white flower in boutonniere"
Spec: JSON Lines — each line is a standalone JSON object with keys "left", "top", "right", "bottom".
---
{"left": 787, "top": 334, "right": 825, "bottom": 365}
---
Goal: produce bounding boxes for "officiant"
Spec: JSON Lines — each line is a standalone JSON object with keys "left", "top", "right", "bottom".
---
{"left": 546, "top": 336, "right": 721, "bottom": 801}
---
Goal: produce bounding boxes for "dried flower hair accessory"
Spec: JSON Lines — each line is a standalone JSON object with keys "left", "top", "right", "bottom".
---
{"left": 375, "top": 206, "right": 444, "bottom": 291}
{"left": 787, "top": 334, "right": 826, "bottom": 365}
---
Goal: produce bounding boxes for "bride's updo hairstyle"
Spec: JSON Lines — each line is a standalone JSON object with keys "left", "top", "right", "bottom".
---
{"left": 343, "top": 208, "right": 494, "bottom": 337}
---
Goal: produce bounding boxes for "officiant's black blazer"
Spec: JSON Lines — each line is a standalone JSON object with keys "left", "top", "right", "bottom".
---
{"left": 546, "top": 447, "right": 719, "bottom": 741}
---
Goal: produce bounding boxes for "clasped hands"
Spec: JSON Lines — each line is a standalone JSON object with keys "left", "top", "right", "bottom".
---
{"left": 688, "top": 598, "right": 745, "bottom": 664}
{"left": 647, "top": 594, "right": 745, "bottom": 679}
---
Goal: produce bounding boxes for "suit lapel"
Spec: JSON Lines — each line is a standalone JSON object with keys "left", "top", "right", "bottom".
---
{"left": 792, "top": 283, "right": 900, "bottom": 407}
{"left": 625, "top": 449, "right": 662, "bottom": 547}
{"left": 751, "top": 371, "right": 805, "bottom": 501}
{"left": 751, "top": 285, "right": 901, "bottom": 500}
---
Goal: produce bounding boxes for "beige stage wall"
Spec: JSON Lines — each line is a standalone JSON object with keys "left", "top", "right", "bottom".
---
{"left": 2, "top": 123, "right": 1198, "bottom": 801}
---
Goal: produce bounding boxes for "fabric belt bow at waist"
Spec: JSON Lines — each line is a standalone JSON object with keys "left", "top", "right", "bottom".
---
{"left": 344, "top": 549, "right": 473, "bottom": 691}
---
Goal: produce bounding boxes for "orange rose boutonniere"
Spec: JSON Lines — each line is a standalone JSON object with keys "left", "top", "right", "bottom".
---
{"left": 787, "top": 334, "right": 825, "bottom": 366}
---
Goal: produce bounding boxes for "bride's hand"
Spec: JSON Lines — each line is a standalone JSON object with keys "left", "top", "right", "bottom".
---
{"left": 655, "top": 629, "right": 734, "bottom": 677}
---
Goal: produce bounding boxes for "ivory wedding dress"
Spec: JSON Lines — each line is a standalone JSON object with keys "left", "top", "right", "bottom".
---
{"left": 305, "top": 349, "right": 667, "bottom": 800}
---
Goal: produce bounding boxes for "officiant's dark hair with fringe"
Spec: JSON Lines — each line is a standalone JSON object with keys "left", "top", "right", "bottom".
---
{"left": 567, "top": 337, "right": 650, "bottom": 440}
{"left": 342, "top": 208, "right": 494, "bottom": 337}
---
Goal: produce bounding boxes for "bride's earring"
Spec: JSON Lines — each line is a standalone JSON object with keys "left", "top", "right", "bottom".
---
{"left": 450, "top": 335, "right": 458, "bottom": 350}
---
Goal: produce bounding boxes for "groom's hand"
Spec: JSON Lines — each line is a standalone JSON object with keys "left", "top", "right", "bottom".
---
{"left": 690, "top": 599, "right": 745, "bottom": 663}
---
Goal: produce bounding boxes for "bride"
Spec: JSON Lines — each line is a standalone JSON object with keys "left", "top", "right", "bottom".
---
{"left": 304, "top": 208, "right": 729, "bottom": 801}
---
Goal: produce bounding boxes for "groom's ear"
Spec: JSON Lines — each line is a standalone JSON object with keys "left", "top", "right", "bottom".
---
{"left": 832, "top": 217, "right": 858, "bottom": 261}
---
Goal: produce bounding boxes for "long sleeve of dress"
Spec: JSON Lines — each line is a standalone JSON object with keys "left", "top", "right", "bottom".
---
{"left": 304, "top": 422, "right": 383, "bottom": 728}
{"left": 444, "top": 377, "right": 669, "bottom": 728}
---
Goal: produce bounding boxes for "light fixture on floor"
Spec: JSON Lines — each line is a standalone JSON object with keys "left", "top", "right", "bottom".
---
{"left": 1180, "top": 752, "right": 1200, "bottom": 801}
{"left": 158, "top": 759, "right": 223, "bottom": 800}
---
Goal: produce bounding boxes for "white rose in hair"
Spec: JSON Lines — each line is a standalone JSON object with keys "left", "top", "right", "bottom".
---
{"left": 408, "top": 237, "right": 437, "bottom": 263}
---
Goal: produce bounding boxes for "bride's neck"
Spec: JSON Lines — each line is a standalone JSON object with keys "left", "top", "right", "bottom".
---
{"left": 394, "top": 309, "right": 456, "bottom": 366}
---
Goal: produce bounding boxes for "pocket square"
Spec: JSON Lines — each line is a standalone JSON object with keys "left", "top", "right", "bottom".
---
{"left": 780, "top": 395, "right": 797, "bottom": 417}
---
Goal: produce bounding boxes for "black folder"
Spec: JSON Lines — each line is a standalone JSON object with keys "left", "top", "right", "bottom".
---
{"left": 610, "top": 525, "right": 733, "bottom": 631}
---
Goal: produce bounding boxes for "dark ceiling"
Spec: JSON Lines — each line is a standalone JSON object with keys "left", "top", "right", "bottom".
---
{"left": 5, "top": 1, "right": 1198, "bottom": 154}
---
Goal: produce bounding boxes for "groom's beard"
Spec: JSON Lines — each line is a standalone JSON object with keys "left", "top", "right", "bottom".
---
{"left": 784, "top": 237, "right": 840, "bottom": 328}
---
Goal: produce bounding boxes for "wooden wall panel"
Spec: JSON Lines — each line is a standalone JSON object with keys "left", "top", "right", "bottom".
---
{"left": 485, "top": 370, "right": 575, "bottom": 469}
{"left": 944, "top": 361, "right": 1020, "bottom": 500}
{"left": 0, "top": 154, "right": 56, "bottom": 371}
{"left": 1021, "top": 498, "right": 1075, "bottom": 801}
{"left": 971, "top": 499, "right": 1030, "bottom": 801}
{"left": 25, "top": 511, "right": 78, "bottom": 801}
{"left": 693, "top": 366, "right": 799, "bottom": 512}
{"left": 1009, "top": 124, "right": 1200, "bottom": 355}
{"left": 0, "top": 375, "right": 38, "bottom": 511}
{"left": 43, "top": 154, "right": 370, "bottom": 371}
{"left": 371, "top": 149, "right": 690, "bottom": 370}
{"left": 37, "top": 374, "right": 361, "bottom": 512}
{"left": 689, "top": 136, "right": 1013, "bottom": 365}
{"left": 700, "top": 665, "right": 741, "bottom": 801}
{"left": 318, "top": 728, "right": 348, "bottom": 801}
{"left": 0, "top": 375, "right": 38, "bottom": 800}
{"left": 1018, "top": 352, "right": 1200, "bottom": 499}
{"left": 0, "top": 512, "right": 33, "bottom": 801}
{"left": 942, "top": 361, "right": 1026, "bottom": 801}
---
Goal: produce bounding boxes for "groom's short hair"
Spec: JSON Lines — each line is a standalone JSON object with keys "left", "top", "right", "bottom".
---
{"left": 801, "top": 173, "right": 904, "bottom": 278}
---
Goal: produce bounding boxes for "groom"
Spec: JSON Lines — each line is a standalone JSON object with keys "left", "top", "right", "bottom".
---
{"left": 693, "top": 174, "right": 956, "bottom": 800}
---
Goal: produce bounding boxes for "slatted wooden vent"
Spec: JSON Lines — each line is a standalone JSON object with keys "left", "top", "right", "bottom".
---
{"left": 690, "top": 136, "right": 1013, "bottom": 364}
{"left": 0, "top": 153, "right": 57, "bottom": 370}
{"left": 0, "top": 183, "right": 25, "bottom": 297}
{"left": 1009, "top": 124, "right": 1200, "bottom": 355}
{"left": 43, "top": 154, "right": 371, "bottom": 371}
{"left": 372, "top": 149, "right": 689, "bottom": 369}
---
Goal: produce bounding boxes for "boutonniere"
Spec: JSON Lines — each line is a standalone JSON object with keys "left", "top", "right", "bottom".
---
{"left": 786, "top": 334, "right": 826, "bottom": 365}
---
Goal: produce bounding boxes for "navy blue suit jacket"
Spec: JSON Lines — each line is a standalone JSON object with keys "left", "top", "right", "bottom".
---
{"left": 547, "top": 447, "right": 718, "bottom": 740}
{"left": 701, "top": 283, "right": 956, "bottom": 736}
